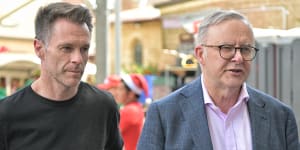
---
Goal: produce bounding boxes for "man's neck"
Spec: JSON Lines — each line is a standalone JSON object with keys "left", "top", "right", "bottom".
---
{"left": 205, "top": 81, "right": 242, "bottom": 114}
{"left": 31, "top": 78, "right": 79, "bottom": 101}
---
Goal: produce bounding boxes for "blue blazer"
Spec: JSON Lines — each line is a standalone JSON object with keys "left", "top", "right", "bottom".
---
{"left": 137, "top": 77, "right": 299, "bottom": 150}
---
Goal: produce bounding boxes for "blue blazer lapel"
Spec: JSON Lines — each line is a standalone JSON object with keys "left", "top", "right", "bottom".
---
{"left": 247, "top": 87, "right": 270, "bottom": 150}
{"left": 176, "top": 78, "right": 271, "bottom": 150}
{"left": 178, "top": 77, "right": 213, "bottom": 149}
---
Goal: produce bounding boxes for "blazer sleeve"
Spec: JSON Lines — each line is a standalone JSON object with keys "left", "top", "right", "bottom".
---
{"left": 286, "top": 109, "right": 300, "bottom": 150}
{"left": 137, "top": 102, "right": 164, "bottom": 150}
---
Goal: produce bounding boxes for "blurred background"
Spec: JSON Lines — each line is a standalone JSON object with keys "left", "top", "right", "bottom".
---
{"left": 1, "top": 0, "right": 300, "bottom": 134}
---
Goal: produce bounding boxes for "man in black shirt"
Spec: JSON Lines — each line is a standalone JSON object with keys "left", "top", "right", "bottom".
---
{"left": 0, "top": 2, "right": 123, "bottom": 150}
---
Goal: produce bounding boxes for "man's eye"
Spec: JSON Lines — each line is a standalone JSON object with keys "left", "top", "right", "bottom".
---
{"left": 81, "top": 47, "right": 89, "bottom": 52}
{"left": 241, "top": 47, "right": 251, "bottom": 52}
{"left": 62, "top": 46, "right": 73, "bottom": 52}
{"left": 221, "top": 45, "right": 233, "bottom": 51}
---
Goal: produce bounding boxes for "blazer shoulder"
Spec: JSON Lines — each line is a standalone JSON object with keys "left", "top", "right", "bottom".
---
{"left": 153, "top": 77, "right": 202, "bottom": 106}
{"left": 247, "top": 86, "right": 294, "bottom": 112}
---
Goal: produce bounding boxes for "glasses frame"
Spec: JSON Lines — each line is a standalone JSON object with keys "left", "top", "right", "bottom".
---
{"left": 201, "top": 44, "right": 259, "bottom": 61}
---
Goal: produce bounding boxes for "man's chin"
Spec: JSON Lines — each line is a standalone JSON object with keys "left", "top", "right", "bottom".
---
{"left": 64, "top": 78, "right": 81, "bottom": 87}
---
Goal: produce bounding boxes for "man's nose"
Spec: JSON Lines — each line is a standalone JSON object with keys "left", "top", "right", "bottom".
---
{"left": 71, "top": 50, "right": 84, "bottom": 64}
{"left": 231, "top": 48, "right": 244, "bottom": 62}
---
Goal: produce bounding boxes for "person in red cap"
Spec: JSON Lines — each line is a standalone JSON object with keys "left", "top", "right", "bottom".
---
{"left": 118, "top": 73, "right": 149, "bottom": 150}
{"left": 97, "top": 75, "right": 122, "bottom": 107}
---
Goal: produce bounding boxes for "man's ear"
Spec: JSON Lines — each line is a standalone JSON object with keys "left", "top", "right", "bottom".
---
{"left": 194, "top": 45, "right": 205, "bottom": 65}
{"left": 33, "top": 39, "right": 45, "bottom": 59}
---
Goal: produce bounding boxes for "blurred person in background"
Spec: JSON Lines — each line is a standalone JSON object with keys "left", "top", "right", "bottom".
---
{"left": 118, "top": 74, "right": 149, "bottom": 150}
{"left": 98, "top": 74, "right": 122, "bottom": 108}
{"left": 0, "top": 2, "right": 123, "bottom": 150}
{"left": 138, "top": 10, "right": 299, "bottom": 150}
{"left": 0, "top": 77, "right": 6, "bottom": 99}
{"left": 10, "top": 78, "right": 21, "bottom": 94}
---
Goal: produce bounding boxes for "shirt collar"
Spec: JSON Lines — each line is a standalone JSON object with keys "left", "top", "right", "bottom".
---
{"left": 201, "top": 74, "right": 249, "bottom": 105}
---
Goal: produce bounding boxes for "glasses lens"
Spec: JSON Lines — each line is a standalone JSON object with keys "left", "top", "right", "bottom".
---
{"left": 220, "top": 45, "right": 235, "bottom": 59}
{"left": 220, "top": 45, "right": 257, "bottom": 61}
{"left": 241, "top": 47, "right": 256, "bottom": 60}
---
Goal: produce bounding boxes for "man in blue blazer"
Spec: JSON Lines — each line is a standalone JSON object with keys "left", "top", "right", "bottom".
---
{"left": 138, "top": 10, "right": 299, "bottom": 150}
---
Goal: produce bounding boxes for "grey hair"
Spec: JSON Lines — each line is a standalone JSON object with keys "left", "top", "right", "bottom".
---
{"left": 34, "top": 2, "right": 93, "bottom": 45}
{"left": 196, "top": 10, "right": 253, "bottom": 44}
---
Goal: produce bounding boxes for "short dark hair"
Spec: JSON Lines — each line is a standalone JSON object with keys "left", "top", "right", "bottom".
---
{"left": 35, "top": 2, "right": 93, "bottom": 44}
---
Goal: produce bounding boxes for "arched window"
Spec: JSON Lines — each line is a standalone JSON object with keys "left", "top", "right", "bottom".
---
{"left": 134, "top": 40, "right": 143, "bottom": 65}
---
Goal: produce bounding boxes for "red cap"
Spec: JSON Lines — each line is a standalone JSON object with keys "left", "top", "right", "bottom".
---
{"left": 121, "top": 74, "right": 149, "bottom": 97}
{"left": 97, "top": 75, "right": 121, "bottom": 90}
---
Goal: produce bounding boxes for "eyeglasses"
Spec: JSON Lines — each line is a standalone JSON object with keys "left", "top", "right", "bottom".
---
{"left": 201, "top": 44, "right": 259, "bottom": 61}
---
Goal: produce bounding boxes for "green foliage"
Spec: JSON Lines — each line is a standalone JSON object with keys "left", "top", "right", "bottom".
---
{"left": 122, "top": 63, "right": 159, "bottom": 75}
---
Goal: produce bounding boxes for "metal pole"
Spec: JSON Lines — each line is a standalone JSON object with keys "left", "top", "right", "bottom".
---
{"left": 95, "top": 0, "right": 108, "bottom": 84}
{"left": 115, "top": 0, "right": 122, "bottom": 75}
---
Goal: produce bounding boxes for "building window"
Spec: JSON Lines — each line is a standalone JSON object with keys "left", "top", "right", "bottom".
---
{"left": 134, "top": 40, "right": 143, "bottom": 65}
